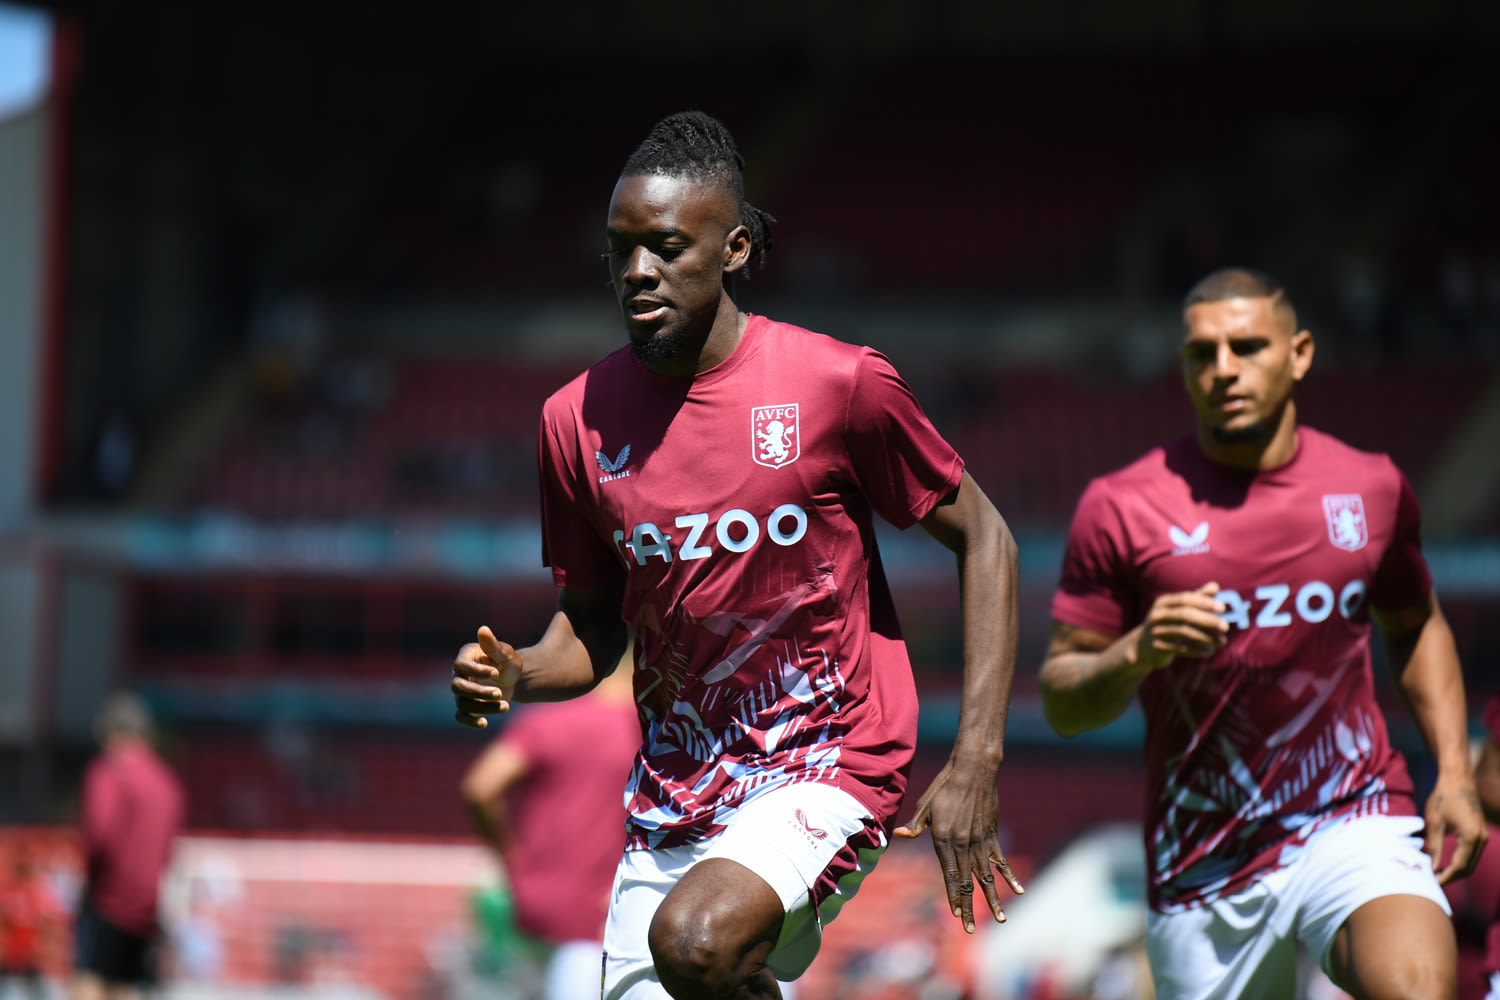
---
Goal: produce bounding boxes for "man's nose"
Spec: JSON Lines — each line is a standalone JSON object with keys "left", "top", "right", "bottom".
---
{"left": 1214, "top": 343, "right": 1240, "bottom": 379}
{"left": 621, "top": 246, "right": 657, "bottom": 284}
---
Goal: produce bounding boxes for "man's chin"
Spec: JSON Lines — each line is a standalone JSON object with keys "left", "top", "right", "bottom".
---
{"left": 629, "top": 327, "right": 686, "bottom": 366}
{"left": 1209, "top": 421, "right": 1269, "bottom": 445}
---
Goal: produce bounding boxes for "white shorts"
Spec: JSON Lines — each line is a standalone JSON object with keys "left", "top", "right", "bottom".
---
{"left": 601, "top": 782, "right": 885, "bottom": 1000}
{"left": 1146, "top": 814, "right": 1451, "bottom": 1000}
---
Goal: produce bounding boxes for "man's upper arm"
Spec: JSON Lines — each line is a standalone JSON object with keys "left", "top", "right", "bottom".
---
{"left": 557, "top": 579, "right": 631, "bottom": 678}
{"left": 1369, "top": 588, "right": 1439, "bottom": 651}
{"left": 916, "top": 472, "right": 1000, "bottom": 553}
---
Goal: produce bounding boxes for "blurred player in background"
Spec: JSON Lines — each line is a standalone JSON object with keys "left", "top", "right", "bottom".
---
{"left": 73, "top": 693, "right": 185, "bottom": 1000}
{"left": 1476, "top": 695, "right": 1500, "bottom": 1000}
{"left": 451, "top": 109, "right": 1023, "bottom": 999}
{"left": 460, "top": 648, "right": 639, "bottom": 999}
{"left": 1040, "top": 267, "right": 1486, "bottom": 1000}
{"left": 0, "top": 844, "right": 64, "bottom": 1000}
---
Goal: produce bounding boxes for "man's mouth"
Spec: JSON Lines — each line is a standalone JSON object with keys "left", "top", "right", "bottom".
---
{"left": 626, "top": 298, "right": 668, "bottom": 323}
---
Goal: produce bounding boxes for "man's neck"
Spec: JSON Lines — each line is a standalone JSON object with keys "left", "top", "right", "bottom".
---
{"left": 1197, "top": 406, "right": 1300, "bottom": 472}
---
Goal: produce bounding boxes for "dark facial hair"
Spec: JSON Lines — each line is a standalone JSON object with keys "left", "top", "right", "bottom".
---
{"left": 1210, "top": 422, "right": 1269, "bottom": 445}
{"left": 629, "top": 327, "right": 688, "bottom": 367}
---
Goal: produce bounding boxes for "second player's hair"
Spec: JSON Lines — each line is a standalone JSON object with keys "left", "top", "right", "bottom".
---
{"left": 621, "top": 110, "right": 776, "bottom": 277}
{"left": 1183, "top": 267, "right": 1297, "bottom": 328}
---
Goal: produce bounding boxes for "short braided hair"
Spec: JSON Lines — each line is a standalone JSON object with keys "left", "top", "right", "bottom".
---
{"left": 621, "top": 111, "right": 776, "bottom": 277}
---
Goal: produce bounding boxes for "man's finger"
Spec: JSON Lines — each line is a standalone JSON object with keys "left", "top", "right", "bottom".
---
{"left": 1422, "top": 816, "right": 1446, "bottom": 867}
{"left": 476, "top": 626, "right": 511, "bottom": 661}
{"left": 994, "top": 852, "right": 1025, "bottom": 896}
{"left": 454, "top": 711, "right": 489, "bottom": 730}
{"left": 451, "top": 677, "right": 505, "bottom": 700}
{"left": 975, "top": 869, "right": 1006, "bottom": 925}
{"left": 893, "top": 806, "right": 930, "bottom": 840}
{"left": 953, "top": 877, "right": 976, "bottom": 934}
{"left": 1435, "top": 830, "right": 1483, "bottom": 885}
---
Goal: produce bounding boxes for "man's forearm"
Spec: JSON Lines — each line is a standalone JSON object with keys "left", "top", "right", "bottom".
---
{"left": 1039, "top": 628, "right": 1153, "bottom": 738}
{"left": 947, "top": 524, "right": 1019, "bottom": 770}
{"left": 1391, "top": 612, "right": 1472, "bottom": 777}
{"left": 513, "top": 610, "right": 627, "bottom": 703}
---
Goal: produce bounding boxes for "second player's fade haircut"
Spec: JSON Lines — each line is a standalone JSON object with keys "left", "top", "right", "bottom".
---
{"left": 1182, "top": 267, "right": 1298, "bottom": 331}
{"left": 621, "top": 110, "right": 777, "bottom": 279}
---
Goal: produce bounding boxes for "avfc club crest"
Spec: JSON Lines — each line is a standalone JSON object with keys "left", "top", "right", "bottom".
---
{"left": 1322, "top": 494, "right": 1368, "bottom": 552}
{"left": 752, "top": 404, "right": 799, "bottom": 469}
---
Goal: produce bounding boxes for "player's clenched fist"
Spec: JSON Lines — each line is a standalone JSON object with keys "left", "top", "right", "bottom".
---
{"left": 452, "top": 626, "right": 523, "bottom": 728}
{"left": 1135, "top": 582, "right": 1230, "bottom": 670}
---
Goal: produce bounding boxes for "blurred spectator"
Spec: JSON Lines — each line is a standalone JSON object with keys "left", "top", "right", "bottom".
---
{"left": 0, "top": 846, "right": 65, "bottom": 1000}
{"left": 90, "top": 409, "right": 139, "bottom": 501}
{"left": 72, "top": 693, "right": 185, "bottom": 1000}
{"left": 460, "top": 649, "right": 638, "bottom": 1000}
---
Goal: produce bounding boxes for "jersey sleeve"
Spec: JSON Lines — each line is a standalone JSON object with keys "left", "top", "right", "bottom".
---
{"left": 843, "top": 349, "right": 964, "bottom": 529}
{"left": 1368, "top": 463, "right": 1432, "bottom": 612}
{"left": 538, "top": 403, "right": 620, "bottom": 587}
{"left": 1050, "top": 478, "right": 1136, "bottom": 637}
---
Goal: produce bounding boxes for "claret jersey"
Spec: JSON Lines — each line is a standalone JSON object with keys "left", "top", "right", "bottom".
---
{"left": 538, "top": 314, "right": 964, "bottom": 851}
{"left": 1051, "top": 427, "right": 1429, "bottom": 910}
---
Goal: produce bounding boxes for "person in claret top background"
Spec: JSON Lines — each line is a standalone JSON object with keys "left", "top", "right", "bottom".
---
{"left": 72, "top": 693, "right": 185, "bottom": 1000}
{"left": 1040, "top": 267, "right": 1486, "bottom": 1000}
{"left": 450, "top": 110, "right": 1025, "bottom": 999}
{"left": 460, "top": 648, "right": 640, "bottom": 1000}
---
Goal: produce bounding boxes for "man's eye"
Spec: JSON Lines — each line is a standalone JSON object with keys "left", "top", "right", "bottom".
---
{"left": 658, "top": 245, "right": 686, "bottom": 260}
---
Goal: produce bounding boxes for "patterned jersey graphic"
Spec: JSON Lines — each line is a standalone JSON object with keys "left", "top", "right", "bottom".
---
{"left": 624, "top": 578, "right": 849, "bottom": 850}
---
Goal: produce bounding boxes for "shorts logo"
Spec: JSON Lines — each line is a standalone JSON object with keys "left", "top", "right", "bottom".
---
{"left": 753, "top": 404, "right": 799, "bottom": 469}
{"left": 1322, "top": 494, "right": 1368, "bottom": 552}
{"left": 596, "top": 443, "right": 631, "bottom": 483}
{"left": 1168, "top": 521, "right": 1210, "bottom": 556}
{"left": 795, "top": 808, "right": 828, "bottom": 840}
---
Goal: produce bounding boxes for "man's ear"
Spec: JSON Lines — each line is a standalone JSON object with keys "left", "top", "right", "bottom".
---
{"left": 723, "top": 224, "right": 751, "bottom": 274}
{"left": 1290, "top": 329, "right": 1315, "bottom": 382}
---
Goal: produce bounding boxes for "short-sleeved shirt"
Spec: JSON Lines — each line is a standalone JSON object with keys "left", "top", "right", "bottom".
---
{"left": 496, "top": 694, "right": 640, "bottom": 943}
{"left": 1051, "top": 428, "right": 1427, "bottom": 911}
{"left": 80, "top": 742, "right": 185, "bottom": 937}
{"left": 538, "top": 314, "right": 963, "bottom": 850}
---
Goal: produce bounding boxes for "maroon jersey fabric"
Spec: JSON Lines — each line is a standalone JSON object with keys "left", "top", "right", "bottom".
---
{"left": 538, "top": 314, "right": 963, "bottom": 850}
{"left": 1486, "top": 696, "right": 1500, "bottom": 980}
{"left": 1051, "top": 427, "right": 1428, "bottom": 910}
{"left": 497, "top": 694, "right": 639, "bottom": 943}
{"left": 80, "top": 742, "right": 185, "bottom": 937}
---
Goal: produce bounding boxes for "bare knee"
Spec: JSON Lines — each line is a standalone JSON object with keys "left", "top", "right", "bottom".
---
{"left": 649, "top": 898, "right": 734, "bottom": 996}
{"left": 647, "top": 859, "right": 784, "bottom": 999}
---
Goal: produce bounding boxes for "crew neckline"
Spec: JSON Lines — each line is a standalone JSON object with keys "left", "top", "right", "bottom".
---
{"left": 636, "top": 313, "right": 764, "bottom": 394}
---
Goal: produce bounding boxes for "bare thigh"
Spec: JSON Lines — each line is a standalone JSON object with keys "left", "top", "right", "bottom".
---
{"left": 1326, "top": 893, "right": 1456, "bottom": 1000}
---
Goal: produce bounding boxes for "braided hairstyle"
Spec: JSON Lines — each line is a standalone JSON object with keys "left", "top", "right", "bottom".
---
{"left": 621, "top": 111, "right": 777, "bottom": 279}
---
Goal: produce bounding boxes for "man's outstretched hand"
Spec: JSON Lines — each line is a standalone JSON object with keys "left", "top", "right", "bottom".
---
{"left": 451, "top": 626, "right": 523, "bottom": 728}
{"left": 895, "top": 760, "right": 1024, "bottom": 933}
